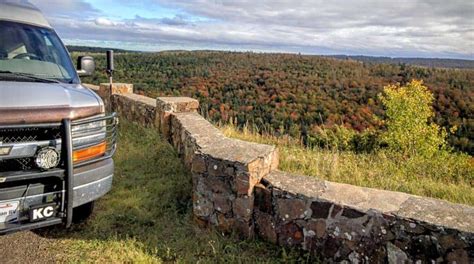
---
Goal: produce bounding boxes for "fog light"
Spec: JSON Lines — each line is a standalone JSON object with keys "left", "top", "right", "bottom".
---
{"left": 35, "top": 147, "right": 60, "bottom": 170}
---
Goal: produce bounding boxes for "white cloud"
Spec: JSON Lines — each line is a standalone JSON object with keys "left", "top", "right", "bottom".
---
{"left": 94, "top": 17, "right": 119, "bottom": 27}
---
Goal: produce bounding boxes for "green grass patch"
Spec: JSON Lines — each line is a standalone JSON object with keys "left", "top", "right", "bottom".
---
{"left": 222, "top": 125, "right": 474, "bottom": 206}
{"left": 45, "top": 121, "right": 308, "bottom": 263}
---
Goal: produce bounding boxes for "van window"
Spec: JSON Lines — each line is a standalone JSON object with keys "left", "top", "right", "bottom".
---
{"left": 0, "top": 21, "right": 78, "bottom": 83}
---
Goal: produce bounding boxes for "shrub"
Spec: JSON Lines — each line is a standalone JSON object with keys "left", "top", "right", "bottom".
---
{"left": 307, "top": 126, "right": 354, "bottom": 151}
{"left": 379, "top": 80, "right": 447, "bottom": 157}
{"left": 307, "top": 125, "right": 380, "bottom": 153}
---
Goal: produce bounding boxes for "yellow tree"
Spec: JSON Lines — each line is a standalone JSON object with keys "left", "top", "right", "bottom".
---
{"left": 379, "top": 80, "right": 447, "bottom": 157}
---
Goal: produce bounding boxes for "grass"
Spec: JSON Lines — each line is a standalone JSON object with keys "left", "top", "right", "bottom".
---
{"left": 44, "top": 120, "right": 308, "bottom": 263}
{"left": 36, "top": 119, "right": 472, "bottom": 262}
{"left": 221, "top": 125, "right": 474, "bottom": 206}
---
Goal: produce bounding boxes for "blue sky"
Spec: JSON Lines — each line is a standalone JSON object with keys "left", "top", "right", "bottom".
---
{"left": 83, "top": 1, "right": 196, "bottom": 21}
{"left": 30, "top": 0, "right": 473, "bottom": 59}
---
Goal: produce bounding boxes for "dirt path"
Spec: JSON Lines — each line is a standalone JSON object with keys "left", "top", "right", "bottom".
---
{"left": 0, "top": 231, "right": 60, "bottom": 263}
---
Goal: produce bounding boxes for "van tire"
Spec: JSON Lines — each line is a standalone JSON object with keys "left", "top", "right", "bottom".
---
{"left": 72, "top": 201, "right": 94, "bottom": 223}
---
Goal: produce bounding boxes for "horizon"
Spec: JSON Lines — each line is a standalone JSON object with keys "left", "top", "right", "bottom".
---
{"left": 29, "top": 0, "right": 474, "bottom": 60}
{"left": 67, "top": 44, "right": 474, "bottom": 61}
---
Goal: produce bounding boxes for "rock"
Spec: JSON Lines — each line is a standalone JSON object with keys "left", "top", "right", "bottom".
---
{"left": 233, "top": 196, "right": 254, "bottom": 221}
{"left": 306, "top": 219, "right": 327, "bottom": 239}
{"left": 156, "top": 96, "right": 199, "bottom": 112}
{"left": 224, "top": 166, "right": 235, "bottom": 177}
{"left": 213, "top": 193, "right": 232, "bottom": 214}
{"left": 193, "top": 193, "right": 213, "bottom": 218}
{"left": 342, "top": 208, "right": 366, "bottom": 219}
{"left": 234, "top": 219, "right": 254, "bottom": 239}
{"left": 100, "top": 82, "right": 133, "bottom": 95}
{"left": 387, "top": 242, "right": 409, "bottom": 264}
{"left": 439, "top": 234, "right": 467, "bottom": 252}
{"left": 403, "top": 221, "right": 426, "bottom": 235}
{"left": 278, "top": 222, "right": 304, "bottom": 247}
{"left": 217, "top": 213, "right": 235, "bottom": 233}
{"left": 411, "top": 235, "right": 442, "bottom": 259}
{"left": 191, "top": 155, "right": 207, "bottom": 174}
{"left": 446, "top": 249, "right": 469, "bottom": 263}
{"left": 208, "top": 177, "right": 231, "bottom": 194}
{"left": 208, "top": 160, "right": 224, "bottom": 177}
{"left": 322, "top": 236, "right": 341, "bottom": 258}
{"left": 331, "top": 204, "right": 343, "bottom": 218}
{"left": 195, "top": 176, "right": 208, "bottom": 194}
{"left": 254, "top": 184, "right": 273, "bottom": 214}
{"left": 235, "top": 171, "right": 252, "bottom": 195}
{"left": 209, "top": 213, "right": 218, "bottom": 225}
{"left": 255, "top": 211, "right": 277, "bottom": 243}
{"left": 348, "top": 251, "right": 361, "bottom": 264}
{"left": 311, "top": 201, "right": 332, "bottom": 219}
{"left": 277, "top": 198, "right": 307, "bottom": 222}
{"left": 247, "top": 158, "right": 264, "bottom": 174}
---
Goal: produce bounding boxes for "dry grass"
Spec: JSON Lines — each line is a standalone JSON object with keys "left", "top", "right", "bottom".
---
{"left": 222, "top": 125, "right": 474, "bottom": 206}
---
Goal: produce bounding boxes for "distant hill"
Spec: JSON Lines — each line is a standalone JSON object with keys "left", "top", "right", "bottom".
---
{"left": 66, "top": 45, "right": 139, "bottom": 53}
{"left": 329, "top": 55, "right": 474, "bottom": 69}
{"left": 68, "top": 46, "right": 473, "bottom": 69}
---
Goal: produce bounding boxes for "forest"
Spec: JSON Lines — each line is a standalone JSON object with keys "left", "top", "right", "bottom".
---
{"left": 72, "top": 50, "right": 474, "bottom": 154}
{"left": 329, "top": 55, "right": 474, "bottom": 69}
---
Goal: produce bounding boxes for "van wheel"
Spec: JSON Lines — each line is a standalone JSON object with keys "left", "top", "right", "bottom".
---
{"left": 72, "top": 201, "right": 94, "bottom": 223}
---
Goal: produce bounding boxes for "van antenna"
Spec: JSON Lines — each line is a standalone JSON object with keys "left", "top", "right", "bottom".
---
{"left": 106, "top": 50, "right": 114, "bottom": 86}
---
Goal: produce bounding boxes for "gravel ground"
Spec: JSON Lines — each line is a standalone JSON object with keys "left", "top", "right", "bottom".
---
{"left": 0, "top": 231, "right": 60, "bottom": 263}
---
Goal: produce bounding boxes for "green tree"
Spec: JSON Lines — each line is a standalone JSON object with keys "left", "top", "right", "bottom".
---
{"left": 379, "top": 80, "right": 447, "bottom": 157}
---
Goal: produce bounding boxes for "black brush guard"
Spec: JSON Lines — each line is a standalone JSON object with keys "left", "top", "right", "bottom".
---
{"left": 0, "top": 113, "right": 117, "bottom": 235}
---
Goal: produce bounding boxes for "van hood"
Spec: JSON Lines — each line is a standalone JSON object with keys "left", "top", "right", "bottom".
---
{"left": 0, "top": 82, "right": 104, "bottom": 125}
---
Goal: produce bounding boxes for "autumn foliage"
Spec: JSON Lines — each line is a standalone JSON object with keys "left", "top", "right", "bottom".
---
{"left": 380, "top": 80, "right": 447, "bottom": 157}
{"left": 75, "top": 51, "right": 474, "bottom": 154}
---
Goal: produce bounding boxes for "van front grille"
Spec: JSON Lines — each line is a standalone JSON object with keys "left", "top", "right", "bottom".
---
{"left": 0, "top": 127, "right": 61, "bottom": 144}
{"left": 0, "top": 158, "right": 34, "bottom": 172}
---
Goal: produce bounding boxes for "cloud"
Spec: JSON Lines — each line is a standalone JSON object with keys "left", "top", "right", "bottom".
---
{"left": 131, "top": 14, "right": 191, "bottom": 26}
{"left": 27, "top": 0, "right": 474, "bottom": 58}
{"left": 94, "top": 17, "right": 119, "bottom": 27}
{"left": 159, "top": 15, "right": 190, "bottom": 26}
{"left": 29, "top": 0, "right": 100, "bottom": 17}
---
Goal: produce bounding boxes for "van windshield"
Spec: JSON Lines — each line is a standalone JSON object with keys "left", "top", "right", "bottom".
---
{"left": 0, "top": 21, "right": 78, "bottom": 83}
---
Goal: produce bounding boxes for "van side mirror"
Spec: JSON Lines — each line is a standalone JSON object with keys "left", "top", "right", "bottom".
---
{"left": 77, "top": 56, "right": 95, "bottom": 76}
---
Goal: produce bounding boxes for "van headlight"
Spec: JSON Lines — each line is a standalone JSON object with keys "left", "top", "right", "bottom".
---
{"left": 71, "top": 114, "right": 118, "bottom": 165}
{"left": 71, "top": 119, "right": 106, "bottom": 147}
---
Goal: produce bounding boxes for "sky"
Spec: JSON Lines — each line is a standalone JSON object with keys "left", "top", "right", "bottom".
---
{"left": 28, "top": 0, "right": 474, "bottom": 59}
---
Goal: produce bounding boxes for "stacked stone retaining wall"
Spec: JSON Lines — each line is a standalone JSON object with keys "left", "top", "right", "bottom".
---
{"left": 86, "top": 83, "right": 473, "bottom": 263}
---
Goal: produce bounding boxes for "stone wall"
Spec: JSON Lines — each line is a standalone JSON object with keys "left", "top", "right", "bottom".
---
{"left": 85, "top": 83, "right": 158, "bottom": 127}
{"left": 87, "top": 83, "right": 473, "bottom": 263}
{"left": 169, "top": 111, "right": 278, "bottom": 236}
{"left": 257, "top": 171, "right": 473, "bottom": 262}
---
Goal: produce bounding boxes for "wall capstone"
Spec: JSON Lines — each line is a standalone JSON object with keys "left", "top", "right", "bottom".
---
{"left": 99, "top": 83, "right": 133, "bottom": 113}
{"left": 156, "top": 97, "right": 199, "bottom": 140}
{"left": 99, "top": 82, "right": 133, "bottom": 96}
